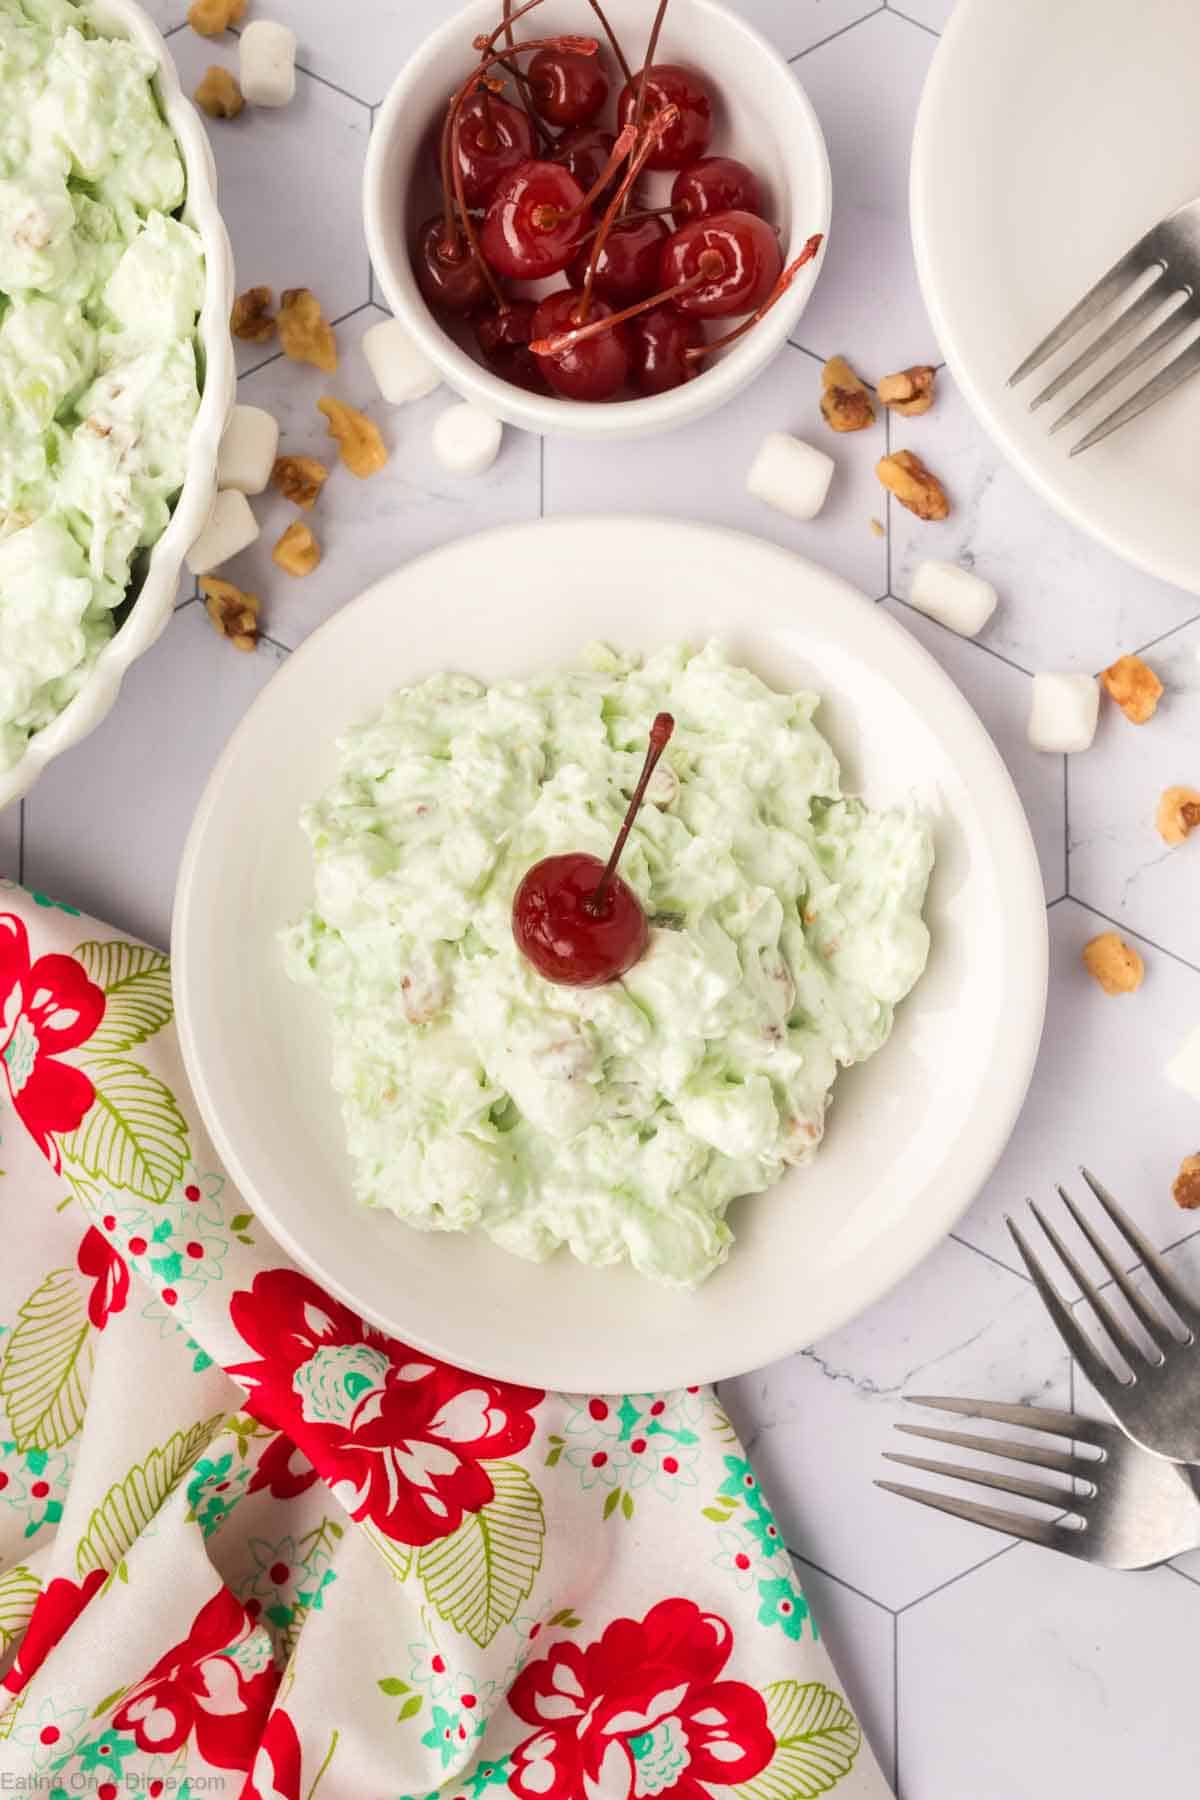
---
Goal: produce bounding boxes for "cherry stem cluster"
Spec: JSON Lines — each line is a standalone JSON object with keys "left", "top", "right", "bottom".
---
{"left": 589, "top": 713, "right": 675, "bottom": 913}
{"left": 532, "top": 244, "right": 719, "bottom": 355}
{"left": 577, "top": 102, "right": 680, "bottom": 318}
{"left": 621, "top": 0, "right": 672, "bottom": 214}
{"left": 685, "top": 231, "right": 824, "bottom": 359}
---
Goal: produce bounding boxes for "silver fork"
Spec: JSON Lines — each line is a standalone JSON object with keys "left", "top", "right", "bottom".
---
{"left": 1008, "top": 196, "right": 1200, "bottom": 454}
{"left": 877, "top": 1397, "right": 1200, "bottom": 1568}
{"left": 1006, "top": 1169, "right": 1200, "bottom": 1464}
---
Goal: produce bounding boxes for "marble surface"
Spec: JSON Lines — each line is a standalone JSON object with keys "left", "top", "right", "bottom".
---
{"left": 6, "top": 3, "right": 1200, "bottom": 1794}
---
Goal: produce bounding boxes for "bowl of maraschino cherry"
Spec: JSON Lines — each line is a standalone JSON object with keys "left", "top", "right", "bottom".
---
{"left": 364, "top": 0, "right": 831, "bottom": 439}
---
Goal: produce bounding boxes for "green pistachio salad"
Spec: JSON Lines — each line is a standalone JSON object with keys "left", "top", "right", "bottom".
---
{"left": 285, "top": 642, "right": 935, "bottom": 1288}
{"left": 0, "top": 0, "right": 205, "bottom": 770}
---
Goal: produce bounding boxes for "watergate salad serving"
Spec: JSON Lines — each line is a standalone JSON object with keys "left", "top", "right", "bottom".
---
{"left": 285, "top": 641, "right": 935, "bottom": 1287}
{"left": 0, "top": 0, "right": 205, "bottom": 770}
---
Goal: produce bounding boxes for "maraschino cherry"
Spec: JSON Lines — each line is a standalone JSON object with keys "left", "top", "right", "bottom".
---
{"left": 513, "top": 713, "right": 674, "bottom": 986}
{"left": 528, "top": 46, "right": 609, "bottom": 125}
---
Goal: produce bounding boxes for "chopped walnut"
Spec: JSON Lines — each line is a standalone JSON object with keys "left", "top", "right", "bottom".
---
{"left": 278, "top": 288, "right": 338, "bottom": 373}
{"left": 188, "top": 0, "right": 245, "bottom": 33}
{"left": 1173, "top": 1153, "right": 1200, "bottom": 1211}
{"left": 877, "top": 365, "right": 936, "bottom": 416}
{"left": 875, "top": 449, "right": 950, "bottom": 521}
{"left": 1101, "top": 652, "right": 1163, "bottom": 725}
{"left": 317, "top": 395, "right": 388, "bottom": 478}
{"left": 272, "top": 520, "right": 321, "bottom": 577}
{"left": 1157, "top": 786, "right": 1200, "bottom": 846}
{"left": 231, "top": 286, "right": 275, "bottom": 343}
{"left": 201, "top": 576, "right": 259, "bottom": 652}
{"left": 820, "top": 355, "right": 875, "bottom": 433}
{"left": 869, "top": 516, "right": 886, "bottom": 538}
{"left": 195, "top": 65, "right": 243, "bottom": 118}
{"left": 1082, "top": 931, "right": 1144, "bottom": 996}
{"left": 271, "top": 454, "right": 329, "bottom": 510}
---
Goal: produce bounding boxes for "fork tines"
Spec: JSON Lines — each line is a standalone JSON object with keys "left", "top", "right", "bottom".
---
{"left": 1009, "top": 202, "right": 1200, "bottom": 453}
{"left": 874, "top": 1397, "right": 1096, "bottom": 1551}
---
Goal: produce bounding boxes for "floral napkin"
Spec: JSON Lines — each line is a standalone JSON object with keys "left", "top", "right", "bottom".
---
{"left": 0, "top": 878, "right": 888, "bottom": 1800}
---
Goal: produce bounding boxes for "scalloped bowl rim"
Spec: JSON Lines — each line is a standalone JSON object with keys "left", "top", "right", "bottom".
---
{"left": 0, "top": 0, "right": 235, "bottom": 812}
{"left": 363, "top": 0, "right": 832, "bottom": 441}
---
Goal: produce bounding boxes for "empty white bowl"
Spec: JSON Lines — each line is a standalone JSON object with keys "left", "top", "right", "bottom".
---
{"left": 0, "top": 0, "right": 234, "bottom": 811}
{"left": 363, "top": 0, "right": 831, "bottom": 440}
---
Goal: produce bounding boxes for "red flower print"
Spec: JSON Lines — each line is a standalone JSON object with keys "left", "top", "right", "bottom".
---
{"left": 226, "top": 1269, "right": 543, "bottom": 1547}
{"left": 2, "top": 1568, "right": 106, "bottom": 1695}
{"left": 241, "top": 1705, "right": 302, "bottom": 1800}
{"left": 508, "top": 1598, "right": 775, "bottom": 1800}
{"left": 0, "top": 913, "right": 105, "bottom": 1170}
{"left": 77, "top": 1226, "right": 129, "bottom": 1328}
{"left": 113, "top": 1588, "right": 278, "bottom": 1772}
{"left": 248, "top": 1432, "right": 318, "bottom": 1502}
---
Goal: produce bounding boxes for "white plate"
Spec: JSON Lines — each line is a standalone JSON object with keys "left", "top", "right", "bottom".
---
{"left": 173, "top": 517, "right": 1046, "bottom": 1392}
{"left": 912, "top": 0, "right": 1200, "bottom": 596}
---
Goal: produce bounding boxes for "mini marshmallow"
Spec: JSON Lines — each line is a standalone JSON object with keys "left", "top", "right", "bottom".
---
{"left": 432, "top": 402, "right": 502, "bottom": 476}
{"left": 1027, "top": 672, "right": 1100, "bottom": 753}
{"left": 909, "top": 559, "right": 998, "bottom": 638}
{"left": 1167, "top": 1024, "right": 1200, "bottom": 1101}
{"left": 363, "top": 317, "right": 441, "bottom": 405}
{"left": 746, "top": 432, "right": 834, "bottom": 522}
{"left": 239, "top": 19, "right": 296, "bottom": 107}
{"left": 216, "top": 404, "right": 279, "bottom": 495}
{"left": 186, "top": 488, "right": 259, "bottom": 575}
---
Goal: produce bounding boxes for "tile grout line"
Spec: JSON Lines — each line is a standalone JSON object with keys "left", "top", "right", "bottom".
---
{"left": 1129, "top": 609, "right": 1200, "bottom": 660}
{"left": 788, "top": 1550, "right": 899, "bottom": 1615}
{"left": 885, "top": 2, "right": 941, "bottom": 39}
{"left": 892, "top": 1611, "right": 900, "bottom": 1796}
{"left": 893, "top": 1535, "right": 1022, "bottom": 1614}
{"left": 788, "top": 7, "right": 887, "bottom": 64}
{"left": 889, "top": 597, "right": 1036, "bottom": 678}
{"left": 1167, "top": 1562, "right": 1200, "bottom": 1590}
{"left": 1070, "top": 897, "right": 1200, "bottom": 978}
{"left": 292, "top": 60, "right": 374, "bottom": 112}
{"left": 948, "top": 1231, "right": 1032, "bottom": 1282}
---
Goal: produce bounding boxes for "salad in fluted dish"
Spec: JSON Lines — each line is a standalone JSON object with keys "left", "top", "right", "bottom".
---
{"left": 284, "top": 641, "right": 935, "bottom": 1287}
{"left": 0, "top": 0, "right": 205, "bottom": 770}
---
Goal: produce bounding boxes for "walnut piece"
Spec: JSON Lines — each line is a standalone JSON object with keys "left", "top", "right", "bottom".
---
{"left": 869, "top": 516, "right": 885, "bottom": 538}
{"left": 201, "top": 576, "right": 259, "bottom": 652}
{"left": 318, "top": 395, "right": 388, "bottom": 478}
{"left": 1157, "top": 786, "right": 1200, "bottom": 846}
{"left": 271, "top": 454, "right": 329, "bottom": 510}
{"left": 875, "top": 449, "right": 950, "bottom": 520}
{"left": 1082, "top": 931, "right": 1144, "bottom": 996}
{"left": 1173, "top": 1154, "right": 1200, "bottom": 1211}
{"left": 188, "top": 0, "right": 245, "bottom": 33}
{"left": 195, "top": 65, "right": 243, "bottom": 118}
{"left": 877, "top": 365, "right": 936, "bottom": 416}
{"left": 819, "top": 355, "right": 875, "bottom": 433}
{"left": 1101, "top": 652, "right": 1163, "bottom": 725}
{"left": 231, "top": 286, "right": 275, "bottom": 343}
{"left": 272, "top": 520, "right": 321, "bottom": 577}
{"left": 278, "top": 288, "right": 338, "bottom": 373}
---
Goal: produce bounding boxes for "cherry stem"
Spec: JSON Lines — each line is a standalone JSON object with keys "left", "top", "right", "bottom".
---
{"left": 494, "top": 54, "right": 552, "bottom": 149}
{"left": 684, "top": 232, "right": 824, "bottom": 360}
{"left": 533, "top": 249, "right": 717, "bottom": 355}
{"left": 589, "top": 713, "right": 675, "bottom": 914}
{"left": 442, "top": 33, "right": 599, "bottom": 303}
{"left": 622, "top": 0, "right": 671, "bottom": 215}
{"left": 576, "top": 204, "right": 673, "bottom": 246}
{"left": 578, "top": 104, "right": 680, "bottom": 318}
{"left": 586, "top": 0, "right": 633, "bottom": 83}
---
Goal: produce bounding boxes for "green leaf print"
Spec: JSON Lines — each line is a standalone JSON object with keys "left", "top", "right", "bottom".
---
{"left": 364, "top": 1525, "right": 414, "bottom": 1584}
{"left": 0, "top": 1268, "right": 92, "bottom": 1451}
{"left": 76, "top": 1411, "right": 226, "bottom": 1576}
{"left": 378, "top": 1678, "right": 409, "bottom": 1696}
{"left": 0, "top": 1564, "right": 41, "bottom": 1651}
{"left": 735, "top": 1681, "right": 861, "bottom": 1800}
{"left": 61, "top": 1057, "right": 189, "bottom": 1202}
{"left": 74, "top": 940, "right": 173, "bottom": 1054}
{"left": 417, "top": 1460, "right": 545, "bottom": 1649}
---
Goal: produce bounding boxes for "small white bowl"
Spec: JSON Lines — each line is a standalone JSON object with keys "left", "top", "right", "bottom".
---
{"left": 364, "top": 0, "right": 831, "bottom": 440}
{"left": 0, "top": 0, "right": 235, "bottom": 811}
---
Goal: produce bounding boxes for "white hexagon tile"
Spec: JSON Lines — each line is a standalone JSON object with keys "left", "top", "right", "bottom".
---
{"left": 4, "top": 3, "right": 1200, "bottom": 1796}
